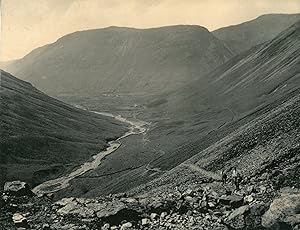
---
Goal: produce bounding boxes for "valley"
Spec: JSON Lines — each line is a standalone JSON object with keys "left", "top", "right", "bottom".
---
{"left": 0, "top": 11, "right": 300, "bottom": 230}
{"left": 33, "top": 111, "right": 149, "bottom": 195}
{"left": 49, "top": 19, "right": 300, "bottom": 199}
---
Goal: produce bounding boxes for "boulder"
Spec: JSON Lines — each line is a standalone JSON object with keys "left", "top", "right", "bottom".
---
{"left": 150, "top": 213, "right": 158, "bottom": 221}
{"left": 225, "top": 205, "right": 250, "bottom": 229}
{"left": 120, "top": 198, "right": 138, "bottom": 204}
{"left": 225, "top": 202, "right": 267, "bottom": 230}
{"left": 262, "top": 189, "right": 300, "bottom": 229}
{"left": 42, "top": 223, "right": 51, "bottom": 230}
{"left": 57, "top": 199, "right": 95, "bottom": 218}
{"left": 44, "top": 193, "right": 54, "bottom": 200}
{"left": 219, "top": 195, "right": 244, "bottom": 208}
{"left": 183, "top": 189, "right": 194, "bottom": 197}
{"left": 208, "top": 191, "right": 219, "bottom": 199}
{"left": 56, "top": 197, "right": 129, "bottom": 220}
{"left": 140, "top": 197, "right": 165, "bottom": 212}
{"left": 244, "top": 202, "right": 268, "bottom": 228}
{"left": 101, "top": 223, "right": 110, "bottom": 230}
{"left": 160, "top": 212, "right": 168, "bottom": 219}
{"left": 120, "top": 222, "right": 133, "bottom": 229}
{"left": 55, "top": 197, "right": 75, "bottom": 206}
{"left": 258, "top": 185, "right": 267, "bottom": 194}
{"left": 244, "top": 195, "right": 254, "bottom": 204}
{"left": 12, "top": 213, "right": 29, "bottom": 228}
{"left": 208, "top": 202, "right": 216, "bottom": 208}
{"left": 246, "top": 185, "right": 255, "bottom": 194}
{"left": 4, "top": 181, "right": 34, "bottom": 197}
{"left": 184, "top": 196, "right": 195, "bottom": 202}
{"left": 95, "top": 201, "right": 127, "bottom": 219}
{"left": 141, "top": 218, "right": 150, "bottom": 226}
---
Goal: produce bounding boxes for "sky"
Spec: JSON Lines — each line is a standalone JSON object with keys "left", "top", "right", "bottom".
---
{"left": 0, "top": 0, "right": 299, "bottom": 61}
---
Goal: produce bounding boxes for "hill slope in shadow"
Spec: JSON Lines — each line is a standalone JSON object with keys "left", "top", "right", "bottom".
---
{"left": 0, "top": 70, "right": 127, "bottom": 188}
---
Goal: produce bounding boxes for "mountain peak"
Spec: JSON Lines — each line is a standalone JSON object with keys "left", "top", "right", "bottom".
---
{"left": 4, "top": 24, "right": 232, "bottom": 95}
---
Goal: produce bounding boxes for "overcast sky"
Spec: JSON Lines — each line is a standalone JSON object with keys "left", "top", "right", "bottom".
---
{"left": 0, "top": 0, "right": 299, "bottom": 61}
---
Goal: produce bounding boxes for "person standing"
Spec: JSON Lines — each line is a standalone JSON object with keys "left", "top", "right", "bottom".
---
{"left": 221, "top": 170, "right": 228, "bottom": 185}
{"left": 232, "top": 167, "right": 240, "bottom": 190}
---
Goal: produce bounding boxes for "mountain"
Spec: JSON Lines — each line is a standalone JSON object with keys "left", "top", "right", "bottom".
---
{"left": 4, "top": 25, "right": 233, "bottom": 95}
{"left": 0, "top": 60, "right": 15, "bottom": 69}
{"left": 128, "top": 21, "right": 300, "bottom": 219}
{"left": 0, "top": 70, "right": 127, "bottom": 187}
{"left": 213, "top": 13, "right": 300, "bottom": 54}
{"left": 50, "top": 21, "right": 300, "bottom": 198}
{"left": 144, "top": 20, "right": 300, "bottom": 173}
{"left": 1, "top": 67, "right": 299, "bottom": 230}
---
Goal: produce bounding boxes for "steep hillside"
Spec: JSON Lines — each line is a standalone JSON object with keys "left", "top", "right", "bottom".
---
{"left": 213, "top": 13, "right": 300, "bottom": 54}
{"left": 129, "top": 21, "right": 300, "bottom": 201}
{"left": 145, "top": 20, "right": 300, "bottom": 171}
{"left": 0, "top": 70, "right": 127, "bottom": 187}
{"left": 134, "top": 87, "right": 300, "bottom": 198}
{"left": 4, "top": 25, "right": 233, "bottom": 95}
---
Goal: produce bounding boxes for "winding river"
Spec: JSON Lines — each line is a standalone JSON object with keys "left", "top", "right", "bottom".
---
{"left": 33, "top": 111, "right": 148, "bottom": 195}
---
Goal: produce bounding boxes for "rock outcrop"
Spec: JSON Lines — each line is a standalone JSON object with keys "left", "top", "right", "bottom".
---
{"left": 262, "top": 188, "right": 300, "bottom": 230}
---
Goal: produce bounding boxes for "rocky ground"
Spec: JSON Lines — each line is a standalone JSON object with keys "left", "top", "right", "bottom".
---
{"left": 1, "top": 178, "right": 299, "bottom": 230}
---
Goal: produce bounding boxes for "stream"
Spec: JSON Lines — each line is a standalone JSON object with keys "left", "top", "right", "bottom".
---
{"left": 32, "top": 111, "right": 148, "bottom": 195}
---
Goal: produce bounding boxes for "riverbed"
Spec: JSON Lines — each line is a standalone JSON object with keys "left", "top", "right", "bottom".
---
{"left": 32, "top": 111, "right": 148, "bottom": 195}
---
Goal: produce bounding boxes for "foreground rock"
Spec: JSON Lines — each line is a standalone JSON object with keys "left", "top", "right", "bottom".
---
{"left": 4, "top": 181, "right": 34, "bottom": 197}
{"left": 1, "top": 180, "right": 298, "bottom": 229}
{"left": 225, "top": 202, "right": 268, "bottom": 229}
{"left": 219, "top": 194, "right": 244, "bottom": 208}
{"left": 262, "top": 188, "right": 300, "bottom": 230}
{"left": 12, "top": 213, "right": 29, "bottom": 228}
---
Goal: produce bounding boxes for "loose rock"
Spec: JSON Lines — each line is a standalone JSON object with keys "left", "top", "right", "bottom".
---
{"left": 4, "top": 181, "right": 34, "bottom": 197}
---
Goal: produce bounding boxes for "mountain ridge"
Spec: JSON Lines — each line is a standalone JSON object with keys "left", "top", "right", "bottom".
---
{"left": 4, "top": 25, "right": 233, "bottom": 95}
{"left": 213, "top": 13, "right": 300, "bottom": 53}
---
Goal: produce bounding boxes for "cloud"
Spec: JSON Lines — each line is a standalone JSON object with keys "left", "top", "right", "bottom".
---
{"left": 1, "top": 0, "right": 300, "bottom": 61}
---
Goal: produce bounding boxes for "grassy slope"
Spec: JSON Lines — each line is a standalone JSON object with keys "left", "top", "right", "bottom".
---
{"left": 0, "top": 70, "right": 127, "bottom": 188}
